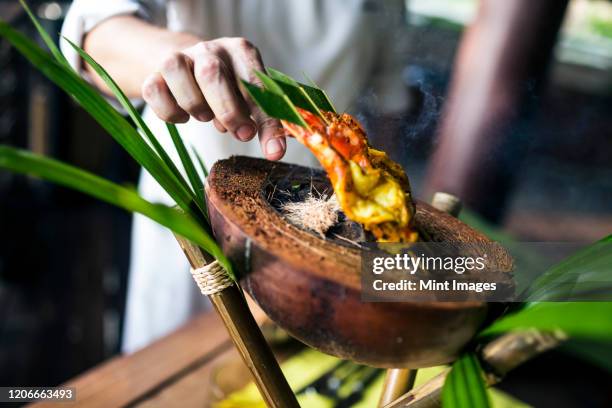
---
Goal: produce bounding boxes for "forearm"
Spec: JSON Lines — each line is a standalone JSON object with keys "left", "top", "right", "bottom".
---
{"left": 83, "top": 15, "right": 199, "bottom": 98}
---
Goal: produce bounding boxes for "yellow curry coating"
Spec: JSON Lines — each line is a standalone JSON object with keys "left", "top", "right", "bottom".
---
{"left": 282, "top": 109, "right": 418, "bottom": 243}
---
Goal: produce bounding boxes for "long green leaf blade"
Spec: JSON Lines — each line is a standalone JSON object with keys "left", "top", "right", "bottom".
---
{"left": 19, "top": 0, "right": 68, "bottom": 66}
{"left": 0, "top": 21, "right": 197, "bottom": 220}
{"left": 298, "top": 81, "right": 336, "bottom": 113}
{"left": 191, "top": 146, "right": 209, "bottom": 178}
{"left": 63, "top": 37, "right": 207, "bottom": 217}
{"left": 442, "top": 354, "right": 490, "bottom": 408}
{"left": 255, "top": 70, "right": 285, "bottom": 94}
{"left": 527, "top": 236, "right": 612, "bottom": 301}
{"left": 479, "top": 302, "right": 612, "bottom": 340}
{"left": 275, "top": 69, "right": 336, "bottom": 114}
{"left": 266, "top": 68, "right": 300, "bottom": 86}
{"left": 0, "top": 145, "right": 232, "bottom": 276}
{"left": 166, "top": 123, "right": 205, "bottom": 207}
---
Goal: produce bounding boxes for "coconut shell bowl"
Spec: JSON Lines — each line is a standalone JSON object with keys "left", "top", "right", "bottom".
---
{"left": 206, "top": 156, "right": 512, "bottom": 369}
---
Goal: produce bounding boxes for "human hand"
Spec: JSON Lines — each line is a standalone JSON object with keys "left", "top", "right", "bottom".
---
{"left": 142, "top": 37, "right": 286, "bottom": 160}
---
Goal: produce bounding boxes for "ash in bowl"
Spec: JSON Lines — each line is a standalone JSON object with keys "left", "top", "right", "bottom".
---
{"left": 264, "top": 172, "right": 367, "bottom": 247}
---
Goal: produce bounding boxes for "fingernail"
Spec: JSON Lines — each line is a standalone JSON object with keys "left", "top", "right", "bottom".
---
{"left": 197, "top": 112, "right": 213, "bottom": 122}
{"left": 266, "top": 138, "right": 284, "bottom": 156}
{"left": 236, "top": 125, "right": 256, "bottom": 141}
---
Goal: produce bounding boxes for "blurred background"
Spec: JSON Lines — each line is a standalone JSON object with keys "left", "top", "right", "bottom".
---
{"left": 0, "top": 0, "right": 611, "bottom": 402}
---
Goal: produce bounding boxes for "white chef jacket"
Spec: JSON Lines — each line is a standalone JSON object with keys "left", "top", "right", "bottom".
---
{"left": 61, "top": 0, "right": 408, "bottom": 354}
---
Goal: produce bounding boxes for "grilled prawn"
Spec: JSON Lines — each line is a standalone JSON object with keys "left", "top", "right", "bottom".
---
{"left": 282, "top": 108, "right": 418, "bottom": 243}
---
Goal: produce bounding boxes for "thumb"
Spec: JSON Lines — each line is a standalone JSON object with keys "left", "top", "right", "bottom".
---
{"left": 256, "top": 115, "right": 286, "bottom": 161}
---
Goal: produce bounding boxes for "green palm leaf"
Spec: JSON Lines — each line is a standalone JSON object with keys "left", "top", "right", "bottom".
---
{"left": 166, "top": 123, "right": 205, "bottom": 208}
{"left": 0, "top": 21, "right": 199, "bottom": 218}
{"left": 241, "top": 80, "right": 308, "bottom": 128}
{"left": 2, "top": 4, "right": 232, "bottom": 279}
{"left": 479, "top": 302, "right": 612, "bottom": 341}
{"left": 442, "top": 353, "right": 490, "bottom": 408}
{"left": 62, "top": 37, "right": 208, "bottom": 217}
{"left": 241, "top": 68, "right": 340, "bottom": 129}
{"left": 256, "top": 70, "right": 325, "bottom": 120}
{"left": 526, "top": 235, "right": 612, "bottom": 301}
{"left": 267, "top": 68, "right": 336, "bottom": 113}
{"left": 18, "top": 0, "right": 68, "bottom": 66}
{"left": 191, "top": 146, "right": 209, "bottom": 178}
{"left": 479, "top": 236, "right": 612, "bottom": 340}
{"left": 0, "top": 146, "right": 231, "bottom": 274}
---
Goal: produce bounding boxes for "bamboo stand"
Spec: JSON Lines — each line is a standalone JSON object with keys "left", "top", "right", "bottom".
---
{"left": 382, "top": 330, "right": 566, "bottom": 408}
{"left": 378, "top": 369, "right": 417, "bottom": 407}
{"left": 174, "top": 235, "right": 299, "bottom": 408}
{"left": 378, "top": 192, "right": 463, "bottom": 407}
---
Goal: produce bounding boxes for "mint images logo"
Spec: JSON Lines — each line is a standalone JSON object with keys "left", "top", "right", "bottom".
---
{"left": 371, "top": 278, "right": 497, "bottom": 294}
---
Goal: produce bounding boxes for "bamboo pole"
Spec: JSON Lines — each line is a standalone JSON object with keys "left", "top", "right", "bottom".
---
{"left": 383, "top": 330, "right": 567, "bottom": 408}
{"left": 378, "top": 192, "right": 462, "bottom": 407}
{"left": 378, "top": 369, "right": 417, "bottom": 407}
{"left": 174, "top": 235, "right": 299, "bottom": 408}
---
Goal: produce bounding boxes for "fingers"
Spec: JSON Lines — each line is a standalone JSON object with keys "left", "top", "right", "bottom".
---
{"left": 221, "top": 38, "right": 286, "bottom": 160}
{"left": 185, "top": 42, "right": 255, "bottom": 141}
{"left": 141, "top": 72, "right": 189, "bottom": 123}
{"left": 257, "top": 117, "right": 287, "bottom": 161}
{"left": 212, "top": 118, "right": 227, "bottom": 133}
{"left": 159, "top": 52, "right": 213, "bottom": 122}
{"left": 143, "top": 38, "right": 288, "bottom": 161}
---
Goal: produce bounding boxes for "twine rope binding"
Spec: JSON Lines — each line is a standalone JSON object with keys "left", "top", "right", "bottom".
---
{"left": 190, "top": 260, "right": 233, "bottom": 295}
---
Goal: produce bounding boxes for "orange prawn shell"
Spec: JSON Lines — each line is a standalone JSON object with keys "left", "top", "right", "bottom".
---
{"left": 282, "top": 109, "right": 418, "bottom": 243}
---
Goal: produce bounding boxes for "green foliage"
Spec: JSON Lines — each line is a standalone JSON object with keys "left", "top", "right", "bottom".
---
{"left": 444, "top": 227, "right": 612, "bottom": 402}
{"left": 5, "top": 4, "right": 612, "bottom": 404}
{"left": 267, "top": 68, "right": 336, "bottom": 113}
{"left": 166, "top": 123, "right": 206, "bottom": 209}
{"left": 0, "top": 1, "right": 233, "bottom": 278}
{"left": 63, "top": 37, "right": 210, "bottom": 219}
{"left": 0, "top": 22, "right": 197, "bottom": 215}
{"left": 191, "top": 146, "right": 209, "bottom": 178}
{"left": 478, "top": 235, "right": 612, "bottom": 340}
{"left": 263, "top": 69, "right": 332, "bottom": 119}
{"left": 241, "top": 80, "right": 308, "bottom": 128}
{"left": 479, "top": 302, "right": 612, "bottom": 341}
{"left": 0, "top": 146, "right": 228, "bottom": 269}
{"left": 442, "top": 353, "right": 490, "bottom": 408}
{"left": 526, "top": 235, "right": 612, "bottom": 301}
{"left": 18, "top": 0, "right": 68, "bottom": 66}
{"left": 256, "top": 71, "right": 323, "bottom": 119}
{"left": 241, "top": 68, "right": 337, "bottom": 130}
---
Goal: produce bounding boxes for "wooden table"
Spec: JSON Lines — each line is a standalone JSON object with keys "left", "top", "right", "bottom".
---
{"left": 30, "top": 309, "right": 266, "bottom": 408}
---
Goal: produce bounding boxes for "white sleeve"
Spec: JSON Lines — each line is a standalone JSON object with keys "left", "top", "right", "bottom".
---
{"left": 60, "top": 0, "right": 167, "bottom": 106}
